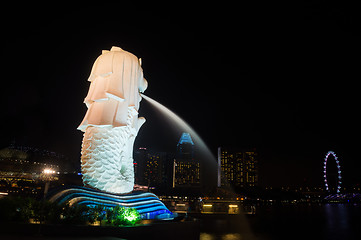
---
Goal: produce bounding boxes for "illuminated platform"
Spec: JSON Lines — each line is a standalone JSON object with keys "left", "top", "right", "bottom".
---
{"left": 48, "top": 186, "right": 174, "bottom": 220}
{"left": 324, "top": 193, "right": 361, "bottom": 202}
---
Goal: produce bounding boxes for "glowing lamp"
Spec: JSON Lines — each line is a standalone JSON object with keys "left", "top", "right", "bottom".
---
{"left": 43, "top": 169, "right": 55, "bottom": 174}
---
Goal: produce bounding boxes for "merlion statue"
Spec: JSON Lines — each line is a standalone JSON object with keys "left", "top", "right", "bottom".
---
{"left": 78, "top": 46, "right": 147, "bottom": 194}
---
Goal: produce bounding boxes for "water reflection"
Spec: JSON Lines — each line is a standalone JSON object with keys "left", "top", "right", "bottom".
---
{"left": 200, "top": 232, "right": 242, "bottom": 240}
{"left": 222, "top": 233, "right": 242, "bottom": 240}
{"left": 245, "top": 203, "right": 361, "bottom": 240}
{"left": 324, "top": 204, "right": 353, "bottom": 240}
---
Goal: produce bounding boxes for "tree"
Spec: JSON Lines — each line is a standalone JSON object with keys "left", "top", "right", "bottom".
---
{"left": 87, "top": 204, "right": 105, "bottom": 225}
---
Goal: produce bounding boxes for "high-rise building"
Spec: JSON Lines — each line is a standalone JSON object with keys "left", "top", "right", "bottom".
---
{"left": 217, "top": 147, "right": 258, "bottom": 188}
{"left": 143, "top": 152, "right": 162, "bottom": 186}
{"left": 134, "top": 147, "right": 147, "bottom": 185}
{"left": 134, "top": 148, "right": 173, "bottom": 189}
{"left": 173, "top": 133, "right": 200, "bottom": 187}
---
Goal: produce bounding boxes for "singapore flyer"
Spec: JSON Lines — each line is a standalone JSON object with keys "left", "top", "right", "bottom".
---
{"left": 323, "top": 151, "right": 342, "bottom": 193}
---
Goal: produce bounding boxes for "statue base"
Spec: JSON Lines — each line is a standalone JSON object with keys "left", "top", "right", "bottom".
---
{"left": 48, "top": 185, "right": 175, "bottom": 220}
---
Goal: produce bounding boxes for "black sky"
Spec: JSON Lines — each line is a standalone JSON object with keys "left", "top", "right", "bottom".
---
{"left": 1, "top": 2, "right": 360, "bottom": 187}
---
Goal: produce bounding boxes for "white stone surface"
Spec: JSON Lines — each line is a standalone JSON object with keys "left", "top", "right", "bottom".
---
{"left": 78, "top": 47, "right": 147, "bottom": 194}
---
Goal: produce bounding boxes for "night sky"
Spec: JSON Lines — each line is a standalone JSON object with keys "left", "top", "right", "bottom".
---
{"left": 1, "top": 2, "right": 359, "bottom": 188}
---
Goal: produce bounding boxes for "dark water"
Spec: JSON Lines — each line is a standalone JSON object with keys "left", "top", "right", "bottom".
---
{"left": 200, "top": 204, "right": 361, "bottom": 240}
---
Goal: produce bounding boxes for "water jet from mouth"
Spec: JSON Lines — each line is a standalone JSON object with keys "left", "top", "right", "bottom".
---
{"left": 140, "top": 94, "right": 218, "bottom": 178}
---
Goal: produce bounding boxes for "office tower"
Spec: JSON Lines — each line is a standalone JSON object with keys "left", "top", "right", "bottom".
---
{"left": 217, "top": 147, "right": 258, "bottom": 188}
{"left": 173, "top": 133, "right": 200, "bottom": 187}
{"left": 134, "top": 148, "right": 173, "bottom": 189}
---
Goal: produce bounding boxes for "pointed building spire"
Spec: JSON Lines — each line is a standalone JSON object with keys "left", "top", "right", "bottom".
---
{"left": 177, "top": 132, "right": 194, "bottom": 146}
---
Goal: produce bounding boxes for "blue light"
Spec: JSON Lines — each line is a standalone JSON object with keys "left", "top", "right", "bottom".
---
{"left": 48, "top": 186, "right": 174, "bottom": 220}
{"left": 177, "top": 132, "right": 194, "bottom": 146}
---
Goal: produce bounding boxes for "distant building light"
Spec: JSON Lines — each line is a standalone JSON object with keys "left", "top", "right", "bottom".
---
{"left": 229, "top": 204, "right": 238, "bottom": 208}
{"left": 203, "top": 204, "right": 213, "bottom": 207}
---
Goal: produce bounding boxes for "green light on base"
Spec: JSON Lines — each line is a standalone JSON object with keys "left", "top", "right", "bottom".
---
{"left": 111, "top": 206, "right": 140, "bottom": 226}
{"left": 122, "top": 208, "right": 140, "bottom": 224}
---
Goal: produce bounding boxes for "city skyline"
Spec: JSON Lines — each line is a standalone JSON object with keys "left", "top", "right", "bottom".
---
{"left": 2, "top": 138, "right": 358, "bottom": 197}
{"left": 1, "top": 131, "right": 358, "bottom": 190}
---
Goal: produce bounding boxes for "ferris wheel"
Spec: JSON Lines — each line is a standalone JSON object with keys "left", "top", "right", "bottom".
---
{"left": 323, "top": 151, "right": 342, "bottom": 193}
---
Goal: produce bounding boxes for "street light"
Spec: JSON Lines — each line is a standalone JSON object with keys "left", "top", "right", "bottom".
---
{"left": 43, "top": 169, "right": 55, "bottom": 174}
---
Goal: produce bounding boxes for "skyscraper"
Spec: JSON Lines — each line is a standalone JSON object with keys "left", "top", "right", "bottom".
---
{"left": 134, "top": 148, "right": 173, "bottom": 189}
{"left": 217, "top": 147, "right": 258, "bottom": 188}
{"left": 173, "top": 133, "right": 200, "bottom": 187}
